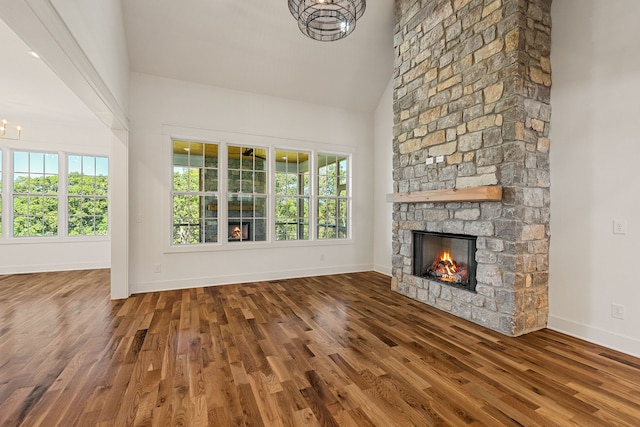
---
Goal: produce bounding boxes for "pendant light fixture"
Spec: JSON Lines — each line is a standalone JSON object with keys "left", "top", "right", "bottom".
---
{"left": 288, "top": 0, "right": 366, "bottom": 42}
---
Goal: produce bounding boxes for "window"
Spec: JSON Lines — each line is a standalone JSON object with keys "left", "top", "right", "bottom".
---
{"left": 275, "top": 150, "right": 310, "bottom": 240}
{"left": 68, "top": 155, "right": 109, "bottom": 236}
{"left": 317, "top": 153, "right": 349, "bottom": 239}
{"left": 13, "top": 151, "right": 59, "bottom": 237}
{"left": 227, "top": 145, "right": 267, "bottom": 242}
{"left": 168, "top": 139, "right": 352, "bottom": 247}
{"left": 172, "top": 140, "right": 219, "bottom": 244}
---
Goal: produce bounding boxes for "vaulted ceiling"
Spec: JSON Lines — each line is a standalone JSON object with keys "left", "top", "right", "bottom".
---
{"left": 122, "top": 0, "right": 395, "bottom": 112}
{"left": 0, "top": 1, "right": 395, "bottom": 132}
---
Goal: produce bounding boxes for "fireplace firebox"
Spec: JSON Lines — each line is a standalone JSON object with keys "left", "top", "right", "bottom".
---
{"left": 413, "top": 231, "right": 477, "bottom": 292}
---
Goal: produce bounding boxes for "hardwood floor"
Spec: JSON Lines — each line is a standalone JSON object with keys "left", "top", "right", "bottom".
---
{"left": 1, "top": 270, "right": 639, "bottom": 426}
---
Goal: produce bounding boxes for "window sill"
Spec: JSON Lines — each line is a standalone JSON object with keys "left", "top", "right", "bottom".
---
{"left": 163, "top": 237, "right": 354, "bottom": 254}
{"left": 0, "top": 235, "right": 110, "bottom": 245}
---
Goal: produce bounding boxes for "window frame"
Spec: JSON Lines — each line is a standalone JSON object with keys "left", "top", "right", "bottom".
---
{"left": 0, "top": 147, "right": 110, "bottom": 243}
{"left": 274, "top": 148, "right": 311, "bottom": 242}
{"left": 316, "top": 153, "right": 351, "bottom": 240}
{"left": 163, "top": 129, "right": 353, "bottom": 253}
{"left": 67, "top": 154, "right": 110, "bottom": 237}
{"left": 171, "top": 139, "right": 220, "bottom": 245}
{"left": 11, "top": 149, "right": 60, "bottom": 238}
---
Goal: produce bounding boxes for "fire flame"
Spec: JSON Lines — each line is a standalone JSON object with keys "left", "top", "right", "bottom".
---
{"left": 438, "top": 251, "right": 458, "bottom": 282}
{"left": 231, "top": 226, "right": 242, "bottom": 239}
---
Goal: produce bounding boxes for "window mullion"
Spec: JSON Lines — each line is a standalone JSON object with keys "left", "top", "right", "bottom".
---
{"left": 58, "top": 152, "right": 68, "bottom": 237}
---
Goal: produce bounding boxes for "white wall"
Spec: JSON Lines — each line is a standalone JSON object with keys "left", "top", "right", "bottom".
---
{"left": 549, "top": 0, "right": 640, "bottom": 357}
{"left": 373, "top": 79, "right": 394, "bottom": 276}
{"left": 128, "top": 72, "right": 375, "bottom": 293}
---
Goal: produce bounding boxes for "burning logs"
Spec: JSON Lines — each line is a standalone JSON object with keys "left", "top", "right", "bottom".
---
{"left": 426, "top": 251, "right": 468, "bottom": 284}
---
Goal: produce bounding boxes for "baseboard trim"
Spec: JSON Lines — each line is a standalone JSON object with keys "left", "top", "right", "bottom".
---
{"left": 548, "top": 315, "right": 640, "bottom": 358}
{"left": 373, "top": 264, "right": 392, "bottom": 276}
{"left": 129, "top": 264, "right": 374, "bottom": 294}
{"left": 0, "top": 261, "right": 110, "bottom": 275}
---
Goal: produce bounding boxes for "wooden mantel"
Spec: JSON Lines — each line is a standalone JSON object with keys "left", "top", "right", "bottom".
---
{"left": 386, "top": 186, "right": 502, "bottom": 203}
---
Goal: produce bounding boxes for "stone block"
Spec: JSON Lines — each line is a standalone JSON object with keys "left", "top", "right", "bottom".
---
{"left": 477, "top": 263, "right": 503, "bottom": 286}
{"left": 472, "top": 306, "right": 500, "bottom": 329}
{"left": 443, "top": 220, "right": 465, "bottom": 234}
{"left": 477, "top": 146, "right": 504, "bottom": 166}
{"left": 476, "top": 249, "right": 497, "bottom": 264}
{"left": 422, "top": 130, "right": 446, "bottom": 147}
{"left": 436, "top": 298, "right": 453, "bottom": 311}
{"left": 480, "top": 202, "right": 502, "bottom": 220}
{"left": 424, "top": 209, "right": 450, "bottom": 222}
{"left": 467, "top": 115, "right": 498, "bottom": 132}
{"left": 453, "top": 301, "right": 472, "bottom": 319}
{"left": 429, "top": 141, "right": 458, "bottom": 156}
{"left": 475, "top": 284, "right": 495, "bottom": 298}
{"left": 458, "top": 131, "right": 483, "bottom": 152}
{"left": 521, "top": 224, "right": 545, "bottom": 240}
{"left": 456, "top": 173, "right": 498, "bottom": 188}
{"left": 474, "top": 39, "right": 504, "bottom": 63}
{"left": 464, "top": 221, "right": 494, "bottom": 236}
{"left": 439, "top": 165, "right": 458, "bottom": 181}
{"left": 455, "top": 208, "right": 481, "bottom": 221}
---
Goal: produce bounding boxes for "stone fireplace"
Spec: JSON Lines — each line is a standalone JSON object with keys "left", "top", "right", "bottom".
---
{"left": 390, "top": 0, "right": 551, "bottom": 336}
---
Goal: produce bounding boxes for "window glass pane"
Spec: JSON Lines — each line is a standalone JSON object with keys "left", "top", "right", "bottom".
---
{"left": 227, "top": 145, "right": 268, "bottom": 243}
{"left": 96, "top": 157, "right": 109, "bottom": 177}
{"left": 67, "top": 155, "right": 109, "bottom": 236}
{"left": 14, "top": 152, "right": 29, "bottom": 173}
{"left": 45, "top": 153, "right": 58, "bottom": 174}
{"left": 13, "top": 151, "right": 59, "bottom": 237}
{"left": 82, "top": 156, "right": 95, "bottom": 176}
{"left": 69, "top": 155, "right": 82, "bottom": 174}
{"left": 317, "top": 153, "right": 349, "bottom": 240}
{"left": 30, "top": 152, "right": 44, "bottom": 174}
{"left": 275, "top": 149, "right": 310, "bottom": 241}
{"left": 241, "top": 171, "right": 253, "bottom": 193}
{"left": 172, "top": 139, "right": 218, "bottom": 245}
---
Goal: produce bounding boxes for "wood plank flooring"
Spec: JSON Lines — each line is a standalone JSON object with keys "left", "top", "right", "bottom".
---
{"left": 1, "top": 270, "right": 639, "bottom": 426}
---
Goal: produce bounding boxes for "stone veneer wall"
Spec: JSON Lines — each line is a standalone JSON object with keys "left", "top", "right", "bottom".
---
{"left": 391, "top": 0, "right": 551, "bottom": 336}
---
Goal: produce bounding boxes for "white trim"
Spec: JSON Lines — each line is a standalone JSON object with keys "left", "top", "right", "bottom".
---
{"left": 548, "top": 315, "right": 640, "bottom": 358}
{"left": 0, "top": 259, "right": 110, "bottom": 275}
{"left": 130, "top": 263, "right": 373, "bottom": 294}
{"left": 0, "top": 0, "right": 129, "bottom": 130}
{"left": 374, "top": 264, "right": 392, "bottom": 277}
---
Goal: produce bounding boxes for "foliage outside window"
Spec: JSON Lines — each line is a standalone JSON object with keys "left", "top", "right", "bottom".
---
{"left": 317, "top": 153, "right": 349, "bottom": 239}
{"left": 227, "top": 145, "right": 267, "bottom": 242}
{"left": 13, "top": 151, "right": 59, "bottom": 237}
{"left": 172, "top": 140, "right": 219, "bottom": 245}
{"left": 275, "top": 150, "right": 310, "bottom": 240}
{"left": 68, "top": 155, "right": 109, "bottom": 236}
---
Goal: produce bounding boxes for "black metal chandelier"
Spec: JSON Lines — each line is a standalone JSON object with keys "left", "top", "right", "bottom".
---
{"left": 288, "top": 0, "right": 366, "bottom": 42}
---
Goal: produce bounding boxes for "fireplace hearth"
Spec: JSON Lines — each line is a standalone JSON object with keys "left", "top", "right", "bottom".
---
{"left": 413, "top": 231, "right": 477, "bottom": 292}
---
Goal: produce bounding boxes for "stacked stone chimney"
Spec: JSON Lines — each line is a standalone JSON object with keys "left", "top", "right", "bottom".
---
{"left": 391, "top": 0, "right": 552, "bottom": 336}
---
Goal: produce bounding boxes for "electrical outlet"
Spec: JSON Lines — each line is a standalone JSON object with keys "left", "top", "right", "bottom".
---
{"left": 611, "top": 304, "right": 625, "bottom": 320}
{"left": 153, "top": 264, "right": 161, "bottom": 273}
{"left": 613, "top": 219, "right": 627, "bottom": 234}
